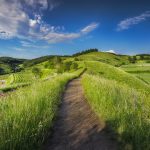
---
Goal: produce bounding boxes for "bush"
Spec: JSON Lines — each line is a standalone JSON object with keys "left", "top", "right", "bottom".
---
{"left": 44, "top": 61, "right": 55, "bottom": 69}
{"left": 32, "top": 67, "right": 43, "bottom": 78}
{"left": 74, "top": 58, "right": 79, "bottom": 61}
{"left": 70, "top": 62, "right": 78, "bottom": 70}
{"left": 63, "top": 61, "right": 72, "bottom": 72}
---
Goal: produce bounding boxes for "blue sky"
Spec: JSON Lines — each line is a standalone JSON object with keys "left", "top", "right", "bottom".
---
{"left": 0, "top": 0, "right": 150, "bottom": 58}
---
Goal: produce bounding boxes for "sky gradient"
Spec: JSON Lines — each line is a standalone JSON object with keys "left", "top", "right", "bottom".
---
{"left": 0, "top": 0, "right": 150, "bottom": 58}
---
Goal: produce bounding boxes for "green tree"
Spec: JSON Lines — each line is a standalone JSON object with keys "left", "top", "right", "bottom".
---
{"left": 63, "top": 61, "right": 72, "bottom": 72}
{"left": 53, "top": 56, "right": 62, "bottom": 64}
{"left": 128, "top": 56, "right": 136, "bottom": 63}
{"left": 132, "top": 56, "right": 137, "bottom": 63}
{"left": 32, "top": 67, "right": 43, "bottom": 78}
{"left": 140, "top": 55, "right": 144, "bottom": 60}
{"left": 56, "top": 64, "right": 64, "bottom": 74}
{"left": 74, "top": 57, "right": 79, "bottom": 61}
{"left": 53, "top": 56, "right": 62, "bottom": 70}
{"left": 44, "top": 61, "right": 55, "bottom": 69}
{"left": 70, "top": 62, "right": 78, "bottom": 70}
{"left": 0, "top": 68, "right": 4, "bottom": 75}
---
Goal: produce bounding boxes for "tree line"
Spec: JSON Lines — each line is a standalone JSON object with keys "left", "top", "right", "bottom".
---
{"left": 73, "top": 49, "right": 98, "bottom": 57}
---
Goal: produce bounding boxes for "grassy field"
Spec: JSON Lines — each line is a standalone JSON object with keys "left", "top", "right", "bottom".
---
{"left": 134, "top": 73, "right": 150, "bottom": 84}
{"left": 121, "top": 63, "right": 150, "bottom": 84}
{"left": 6, "top": 72, "right": 34, "bottom": 84}
{"left": 121, "top": 64, "right": 150, "bottom": 73}
{"left": 0, "top": 69, "right": 83, "bottom": 150}
{"left": 82, "top": 61, "right": 150, "bottom": 149}
{"left": 85, "top": 61, "right": 150, "bottom": 93}
{"left": 0, "top": 50, "right": 150, "bottom": 150}
{"left": 77, "top": 52, "right": 129, "bottom": 66}
{"left": 82, "top": 74, "right": 150, "bottom": 150}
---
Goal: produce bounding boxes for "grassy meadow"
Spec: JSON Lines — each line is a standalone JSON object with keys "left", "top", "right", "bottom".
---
{"left": 0, "top": 69, "right": 83, "bottom": 150}
{"left": 85, "top": 61, "right": 150, "bottom": 93}
{"left": 121, "top": 63, "right": 150, "bottom": 85}
{"left": 82, "top": 60, "right": 150, "bottom": 149}
{"left": 82, "top": 74, "right": 150, "bottom": 149}
{"left": 0, "top": 50, "right": 150, "bottom": 150}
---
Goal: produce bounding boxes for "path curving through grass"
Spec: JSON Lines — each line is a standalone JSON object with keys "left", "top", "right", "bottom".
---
{"left": 43, "top": 78, "right": 118, "bottom": 150}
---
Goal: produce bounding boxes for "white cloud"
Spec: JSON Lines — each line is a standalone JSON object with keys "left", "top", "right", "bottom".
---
{"left": 105, "top": 50, "right": 116, "bottom": 54}
{"left": 0, "top": 0, "right": 59, "bottom": 39}
{"left": 43, "top": 23, "right": 99, "bottom": 43}
{"left": 43, "top": 32, "right": 81, "bottom": 43}
{"left": 13, "top": 47, "right": 26, "bottom": 52}
{"left": 81, "top": 23, "right": 99, "bottom": 34}
{"left": 0, "top": 0, "right": 29, "bottom": 39}
{"left": 26, "top": 0, "right": 48, "bottom": 9}
{"left": 117, "top": 11, "right": 150, "bottom": 31}
{"left": 20, "top": 41, "right": 49, "bottom": 49}
{"left": 0, "top": 0, "right": 99, "bottom": 44}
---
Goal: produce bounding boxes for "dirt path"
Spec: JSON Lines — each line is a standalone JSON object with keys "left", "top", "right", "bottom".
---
{"left": 43, "top": 78, "right": 118, "bottom": 150}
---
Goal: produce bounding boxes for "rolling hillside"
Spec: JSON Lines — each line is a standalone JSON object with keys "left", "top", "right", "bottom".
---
{"left": 0, "top": 57, "right": 26, "bottom": 75}
{"left": 0, "top": 49, "right": 150, "bottom": 150}
{"left": 77, "top": 51, "right": 130, "bottom": 66}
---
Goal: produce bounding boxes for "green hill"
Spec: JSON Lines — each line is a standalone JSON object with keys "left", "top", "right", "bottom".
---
{"left": 0, "top": 57, "right": 26, "bottom": 75}
{"left": 85, "top": 61, "right": 150, "bottom": 92}
{"left": 77, "top": 51, "right": 130, "bottom": 66}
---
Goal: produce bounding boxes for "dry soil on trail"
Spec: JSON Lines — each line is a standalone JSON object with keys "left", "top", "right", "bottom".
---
{"left": 43, "top": 78, "right": 118, "bottom": 150}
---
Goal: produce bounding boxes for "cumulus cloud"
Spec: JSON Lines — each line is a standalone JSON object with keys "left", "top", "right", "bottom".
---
{"left": 0, "top": 0, "right": 99, "bottom": 44}
{"left": 105, "top": 50, "right": 116, "bottom": 54}
{"left": 117, "top": 11, "right": 150, "bottom": 31}
{"left": 0, "top": 0, "right": 29, "bottom": 39}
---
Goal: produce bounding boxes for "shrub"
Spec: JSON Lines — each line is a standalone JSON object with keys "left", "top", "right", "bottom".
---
{"left": 70, "top": 62, "right": 78, "bottom": 70}
{"left": 32, "top": 67, "right": 43, "bottom": 78}
{"left": 44, "top": 61, "right": 55, "bottom": 69}
{"left": 63, "top": 61, "right": 72, "bottom": 72}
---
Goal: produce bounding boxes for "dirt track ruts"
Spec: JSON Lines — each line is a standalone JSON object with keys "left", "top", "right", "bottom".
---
{"left": 43, "top": 78, "right": 118, "bottom": 150}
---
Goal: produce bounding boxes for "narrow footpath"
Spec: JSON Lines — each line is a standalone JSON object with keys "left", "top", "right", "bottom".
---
{"left": 43, "top": 78, "right": 118, "bottom": 150}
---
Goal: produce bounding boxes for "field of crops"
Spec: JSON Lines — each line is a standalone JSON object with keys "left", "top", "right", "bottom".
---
{"left": 121, "top": 63, "right": 150, "bottom": 85}
{"left": 121, "top": 64, "right": 150, "bottom": 73}
{"left": 7, "top": 72, "right": 34, "bottom": 84}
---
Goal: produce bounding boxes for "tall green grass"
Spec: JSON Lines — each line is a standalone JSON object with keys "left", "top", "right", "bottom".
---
{"left": 85, "top": 61, "right": 150, "bottom": 93}
{"left": 0, "top": 70, "right": 82, "bottom": 150}
{"left": 82, "top": 74, "right": 150, "bottom": 150}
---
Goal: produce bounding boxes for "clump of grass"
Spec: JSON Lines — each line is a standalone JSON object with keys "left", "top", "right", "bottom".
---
{"left": 0, "top": 70, "right": 83, "bottom": 150}
{"left": 82, "top": 74, "right": 150, "bottom": 150}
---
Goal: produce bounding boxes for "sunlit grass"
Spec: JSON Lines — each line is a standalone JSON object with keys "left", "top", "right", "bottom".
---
{"left": 82, "top": 74, "right": 150, "bottom": 150}
{"left": 0, "top": 70, "right": 83, "bottom": 150}
{"left": 85, "top": 61, "right": 150, "bottom": 93}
